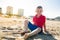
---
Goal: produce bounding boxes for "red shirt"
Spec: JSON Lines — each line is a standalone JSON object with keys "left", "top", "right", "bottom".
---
{"left": 33, "top": 14, "right": 46, "bottom": 28}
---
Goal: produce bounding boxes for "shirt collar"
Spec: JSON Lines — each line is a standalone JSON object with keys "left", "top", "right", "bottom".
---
{"left": 35, "top": 14, "right": 42, "bottom": 17}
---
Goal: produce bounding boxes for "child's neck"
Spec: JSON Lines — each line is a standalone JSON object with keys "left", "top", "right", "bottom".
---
{"left": 36, "top": 14, "right": 42, "bottom": 18}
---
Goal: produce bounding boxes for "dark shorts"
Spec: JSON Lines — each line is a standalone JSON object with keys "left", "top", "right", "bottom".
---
{"left": 28, "top": 22, "right": 43, "bottom": 34}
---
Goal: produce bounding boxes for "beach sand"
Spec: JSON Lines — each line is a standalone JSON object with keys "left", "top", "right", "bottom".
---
{"left": 0, "top": 16, "right": 60, "bottom": 40}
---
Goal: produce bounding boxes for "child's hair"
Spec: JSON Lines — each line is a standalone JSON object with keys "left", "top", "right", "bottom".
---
{"left": 37, "top": 6, "right": 42, "bottom": 9}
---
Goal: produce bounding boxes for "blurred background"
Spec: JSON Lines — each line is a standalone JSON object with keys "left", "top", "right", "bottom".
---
{"left": 0, "top": 0, "right": 60, "bottom": 18}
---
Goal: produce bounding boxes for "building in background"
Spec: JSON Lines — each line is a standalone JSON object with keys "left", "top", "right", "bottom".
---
{"left": 0, "top": 7, "right": 3, "bottom": 15}
{"left": 6, "top": 6, "right": 13, "bottom": 16}
{"left": 18, "top": 9, "right": 24, "bottom": 16}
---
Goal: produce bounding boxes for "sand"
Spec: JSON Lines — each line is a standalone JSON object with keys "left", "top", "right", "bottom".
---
{"left": 0, "top": 16, "right": 60, "bottom": 40}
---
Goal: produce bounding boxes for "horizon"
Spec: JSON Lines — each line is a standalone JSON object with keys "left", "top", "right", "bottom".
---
{"left": 0, "top": 0, "right": 60, "bottom": 18}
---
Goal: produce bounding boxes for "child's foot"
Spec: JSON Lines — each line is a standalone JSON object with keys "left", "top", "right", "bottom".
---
{"left": 18, "top": 30, "right": 30, "bottom": 35}
{"left": 23, "top": 33, "right": 30, "bottom": 39}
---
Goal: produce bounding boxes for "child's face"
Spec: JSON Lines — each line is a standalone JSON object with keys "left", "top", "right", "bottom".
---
{"left": 36, "top": 8, "right": 43, "bottom": 14}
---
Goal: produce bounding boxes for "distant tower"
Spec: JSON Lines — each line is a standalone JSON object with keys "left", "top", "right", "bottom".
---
{"left": 18, "top": 9, "right": 24, "bottom": 16}
{"left": 6, "top": 6, "right": 13, "bottom": 16}
{"left": 0, "top": 8, "right": 3, "bottom": 15}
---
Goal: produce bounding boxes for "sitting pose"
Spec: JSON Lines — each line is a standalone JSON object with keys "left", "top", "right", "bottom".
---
{"left": 22, "top": 6, "right": 47, "bottom": 39}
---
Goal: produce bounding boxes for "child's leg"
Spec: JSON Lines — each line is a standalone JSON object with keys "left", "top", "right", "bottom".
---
{"left": 19, "top": 20, "right": 29, "bottom": 34}
{"left": 24, "top": 20, "right": 37, "bottom": 31}
{"left": 29, "top": 27, "right": 41, "bottom": 36}
{"left": 24, "top": 20, "right": 29, "bottom": 31}
{"left": 23, "top": 27, "right": 41, "bottom": 39}
{"left": 23, "top": 21, "right": 41, "bottom": 39}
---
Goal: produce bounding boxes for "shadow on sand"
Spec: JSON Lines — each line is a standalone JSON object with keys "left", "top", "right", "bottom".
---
{"left": 27, "top": 31, "right": 56, "bottom": 40}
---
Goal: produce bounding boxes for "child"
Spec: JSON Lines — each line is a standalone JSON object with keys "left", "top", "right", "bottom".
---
{"left": 22, "top": 6, "right": 47, "bottom": 39}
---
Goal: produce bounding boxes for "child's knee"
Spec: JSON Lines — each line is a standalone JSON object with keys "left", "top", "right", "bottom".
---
{"left": 24, "top": 20, "right": 29, "bottom": 24}
{"left": 25, "top": 20, "right": 28, "bottom": 23}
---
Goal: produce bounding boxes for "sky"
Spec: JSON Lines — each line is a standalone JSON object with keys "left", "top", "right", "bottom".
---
{"left": 0, "top": 0, "right": 60, "bottom": 18}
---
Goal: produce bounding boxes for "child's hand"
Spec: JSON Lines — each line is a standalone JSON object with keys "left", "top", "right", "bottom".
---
{"left": 44, "top": 29, "right": 47, "bottom": 32}
{"left": 44, "top": 29, "right": 47, "bottom": 33}
{"left": 44, "top": 30, "right": 47, "bottom": 32}
{"left": 44, "top": 30, "right": 48, "bottom": 34}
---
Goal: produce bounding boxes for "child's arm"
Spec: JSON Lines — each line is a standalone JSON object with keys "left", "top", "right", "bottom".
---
{"left": 44, "top": 23, "right": 47, "bottom": 32}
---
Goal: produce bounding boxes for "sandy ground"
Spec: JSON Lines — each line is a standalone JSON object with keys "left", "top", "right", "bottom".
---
{"left": 0, "top": 16, "right": 60, "bottom": 40}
